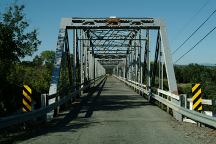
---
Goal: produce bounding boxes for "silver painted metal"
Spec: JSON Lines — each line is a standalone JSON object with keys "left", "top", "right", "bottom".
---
{"left": 73, "top": 29, "right": 77, "bottom": 91}
{"left": 115, "top": 75, "right": 216, "bottom": 128}
{"left": 159, "top": 21, "right": 178, "bottom": 94}
{"left": 153, "top": 94, "right": 216, "bottom": 128}
{"left": 187, "top": 98, "right": 213, "bottom": 105}
{"left": 159, "top": 20, "right": 182, "bottom": 121}
{"left": 62, "top": 17, "right": 160, "bottom": 29}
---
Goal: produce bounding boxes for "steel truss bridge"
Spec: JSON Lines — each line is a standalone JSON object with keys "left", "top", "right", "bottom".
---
{"left": 0, "top": 17, "right": 216, "bottom": 144}
{"left": 47, "top": 17, "right": 181, "bottom": 119}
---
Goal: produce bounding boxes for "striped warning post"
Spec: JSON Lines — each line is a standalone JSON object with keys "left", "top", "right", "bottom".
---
{"left": 192, "top": 83, "right": 202, "bottom": 111}
{"left": 22, "top": 85, "right": 32, "bottom": 112}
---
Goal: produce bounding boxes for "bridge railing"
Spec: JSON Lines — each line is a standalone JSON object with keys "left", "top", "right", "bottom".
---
{"left": 114, "top": 75, "right": 216, "bottom": 128}
{"left": 0, "top": 75, "right": 106, "bottom": 129}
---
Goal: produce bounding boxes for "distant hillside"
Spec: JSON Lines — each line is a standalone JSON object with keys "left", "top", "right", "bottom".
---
{"left": 199, "top": 63, "right": 216, "bottom": 67}
{"left": 174, "top": 63, "right": 216, "bottom": 67}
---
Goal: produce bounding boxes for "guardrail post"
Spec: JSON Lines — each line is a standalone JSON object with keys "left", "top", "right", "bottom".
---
{"left": 179, "top": 94, "right": 187, "bottom": 121}
{"left": 41, "top": 94, "right": 47, "bottom": 120}
{"left": 184, "top": 94, "right": 187, "bottom": 109}
{"left": 41, "top": 94, "right": 47, "bottom": 108}
{"left": 213, "top": 100, "right": 216, "bottom": 117}
{"left": 172, "top": 98, "right": 182, "bottom": 121}
{"left": 180, "top": 94, "right": 187, "bottom": 109}
{"left": 148, "top": 88, "right": 153, "bottom": 102}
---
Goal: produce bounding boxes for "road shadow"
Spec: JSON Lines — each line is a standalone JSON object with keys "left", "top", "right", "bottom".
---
{"left": 84, "top": 78, "right": 107, "bottom": 118}
{"left": 1, "top": 77, "right": 152, "bottom": 143}
{"left": 0, "top": 78, "right": 107, "bottom": 144}
{"left": 83, "top": 94, "right": 151, "bottom": 116}
{"left": 82, "top": 81, "right": 151, "bottom": 118}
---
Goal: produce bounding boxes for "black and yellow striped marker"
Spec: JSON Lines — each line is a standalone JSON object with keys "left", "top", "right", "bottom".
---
{"left": 22, "top": 85, "right": 32, "bottom": 112}
{"left": 192, "top": 83, "right": 202, "bottom": 111}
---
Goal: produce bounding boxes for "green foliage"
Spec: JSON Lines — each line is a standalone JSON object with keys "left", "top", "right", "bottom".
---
{"left": 8, "top": 63, "right": 52, "bottom": 93}
{"left": 0, "top": 4, "right": 41, "bottom": 116}
{"left": 175, "top": 64, "right": 216, "bottom": 94}
{"left": 1, "top": 5, "right": 41, "bottom": 60}
{"left": 177, "top": 83, "right": 191, "bottom": 95}
{"left": 0, "top": 52, "right": 54, "bottom": 116}
{"left": 174, "top": 64, "right": 215, "bottom": 84}
{"left": 175, "top": 64, "right": 216, "bottom": 111}
{"left": 33, "top": 50, "right": 55, "bottom": 68}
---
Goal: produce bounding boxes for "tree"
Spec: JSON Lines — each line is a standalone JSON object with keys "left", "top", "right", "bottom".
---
{"left": 0, "top": 4, "right": 41, "bottom": 116}
{"left": 1, "top": 5, "right": 41, "bottom": 61}
{"left": 33, "top": 50, "right": 55, "bottom": 68}
{"left": 0, "top": 23, "right": 15, "bottom": 82}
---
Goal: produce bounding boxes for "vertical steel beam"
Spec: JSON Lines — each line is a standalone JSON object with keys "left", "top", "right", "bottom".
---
{"left": 123, "top": 59, "right": 126, "bottom": 78}
{"left": 73, "top": 29, "right": 78, "bottom": 98}
{"left": 65, "top": 30, "right": 73, "bottom": 86}
{"left": 80, "top": 30, "right": 84, "bottom": 86}
{"left": 143, "top": 30, "right": 150, "bottom": 89}
{"left": 84, "top": 32, "right": 89, "bottom": 80}
{"left": 159, "top": 21, "right": 181, "bottom": 121}
{"left": 143, "top": 29, "right": 151, "bottom": 100}
{"left": 125, "top": 50, "right": 128, "bottom": 79}
{"left": 135, "top": 39, "right": 139, "bottom": 92}
{"left": 159, "top": 22, "right": 178, "bottom": 94}
{"left": 86, "top": 47, "right": 89, "bottom": 80}
{"left": 131, "top": 48, "right": 134, "bottom": 81}
{"left": 93, "top": 52, "right": 95, "bottom": 81}
{"left": 129, "top": 48, "right": 132, "bottom": 80}
{"left": 159, "top": 40, "right": 163, "bottom": 90}
{"left": 139, "top": 39, "right": 142, "bottom": 84}
{"left": 151, "top": 30, "right": 161, "bottom": 88}
{"left": 73, "top": 29, "right": 77, "bottom": 87}
{"left": 117, "top": 65, "right": 119, "bottom": 76}
{"left": 76, "top": 30, "right": 81, "bottom": 98}
{"left": 158, "top": 39, "right": 162, "bottom": 90}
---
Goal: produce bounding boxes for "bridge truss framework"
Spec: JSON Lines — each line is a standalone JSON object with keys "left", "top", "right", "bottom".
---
{"left": 47, "top": 17, "right": 180, "bottom": 121}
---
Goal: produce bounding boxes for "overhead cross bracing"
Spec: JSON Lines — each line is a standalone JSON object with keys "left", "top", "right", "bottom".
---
{"left": 85, "top": 29, "right": 141, "bottom": 57}
{"left": 68, "top": 17, "right": 159, "bottom": 67}
{"left": 59, "top": 17, "right": 162, "bottom": 70}
{"left": 47, "top": 17, "right": 179, "bottom": 121}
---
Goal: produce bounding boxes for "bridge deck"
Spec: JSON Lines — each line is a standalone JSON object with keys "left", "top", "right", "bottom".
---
{"left": 19, "top": 76, "right": 199, "bottom": 144}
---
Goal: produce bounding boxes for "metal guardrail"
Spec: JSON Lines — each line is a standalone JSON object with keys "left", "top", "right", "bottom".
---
{"left": 187, "top": 98, "right": 213, "bottom": 105}
{"left": 0, "top": 75, "right": 106, "bottom": 129}
{"left": 48, "top": 75, "right": 105, "bottom": 100}
{"left": 187, "top": 98, "right": 214, "bottom": 117}
{"left": 157, "top": 89, "right": 180, "bottom": 100}
{"left": 114, "top": 75, "right": 216, "bottom": 128}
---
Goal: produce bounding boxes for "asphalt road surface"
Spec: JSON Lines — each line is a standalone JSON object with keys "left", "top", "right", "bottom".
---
{"left": 16, "top": 76, "right": 211, "bottom": 144}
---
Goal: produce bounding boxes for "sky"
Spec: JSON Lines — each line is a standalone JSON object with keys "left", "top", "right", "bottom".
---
{"left": 0, "top": 0, "right": 216, "bottom": 65}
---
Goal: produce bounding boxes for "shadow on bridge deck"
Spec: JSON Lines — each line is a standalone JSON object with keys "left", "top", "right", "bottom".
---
{"left": 2, "top": 76, "right": 202, "bottom": 144}
{"left": 2, "top": 76, "right": 151, "bottom": 143}
{"left": 56, "top": 75, "right": 151, "bottom": 125}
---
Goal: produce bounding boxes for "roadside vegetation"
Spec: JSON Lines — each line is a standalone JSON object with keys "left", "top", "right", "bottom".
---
{"left": 175, "top": 64, "right": 216, "bottom": 99}
{"left": 175, "top": 64, "right": 216, "bottom": 111}
{"left": 0, "top": 4, "right": 52, "bottom": 116}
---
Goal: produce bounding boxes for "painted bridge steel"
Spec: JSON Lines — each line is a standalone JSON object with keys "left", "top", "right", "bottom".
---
{"left": 47, "top": 17, "right": 180, "bottom": 121}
